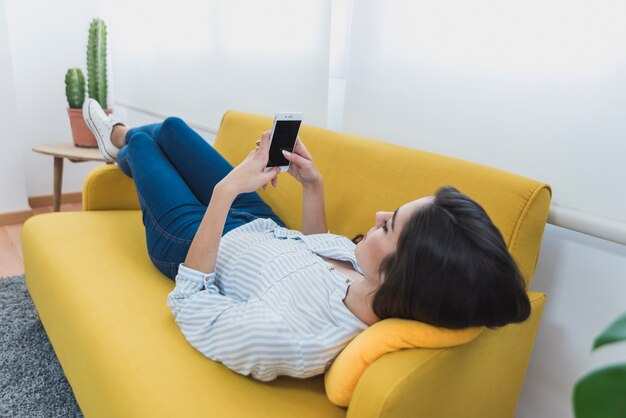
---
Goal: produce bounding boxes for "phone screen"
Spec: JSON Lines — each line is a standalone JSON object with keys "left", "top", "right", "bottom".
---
{"left": 267, "top": 120, "right": 302, "bottom": 167}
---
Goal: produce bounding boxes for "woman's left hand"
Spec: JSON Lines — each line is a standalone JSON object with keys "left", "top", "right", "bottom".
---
{"left": 217, "top": 134, "right": 281, "bottom": 195}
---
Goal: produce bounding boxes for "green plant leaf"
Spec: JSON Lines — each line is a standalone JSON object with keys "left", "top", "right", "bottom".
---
{"left": 573, "top": 364, "right": 626, "bottom": 418}
{"left": 593, "top": 312, "right": 626, "bottom": 350}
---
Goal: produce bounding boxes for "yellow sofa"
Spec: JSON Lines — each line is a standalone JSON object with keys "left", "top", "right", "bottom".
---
{"left": 22, "top": 111, "right": 551, "bottom": 418}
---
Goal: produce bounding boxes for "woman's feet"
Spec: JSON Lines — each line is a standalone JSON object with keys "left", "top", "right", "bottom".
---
{"left": 82, "top": 98, "right": 129, "bottom": 162}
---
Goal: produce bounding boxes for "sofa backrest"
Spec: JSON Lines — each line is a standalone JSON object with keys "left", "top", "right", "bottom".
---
{"left": 214, "top": 111, "right": 552, "bottom": 287}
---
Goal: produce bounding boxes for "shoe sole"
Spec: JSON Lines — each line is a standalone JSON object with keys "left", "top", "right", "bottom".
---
{"left": 84, "top": 103, "right": 114, "bottom": 162}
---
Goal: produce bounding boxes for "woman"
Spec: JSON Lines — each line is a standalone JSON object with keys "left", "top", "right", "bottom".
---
{"left": 83, "top": 99, "right": 531, "bottom": 381}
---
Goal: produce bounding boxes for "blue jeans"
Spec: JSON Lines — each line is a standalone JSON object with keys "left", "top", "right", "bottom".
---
{"left": 116, "top": 116, "right": 286, "bottom": 280}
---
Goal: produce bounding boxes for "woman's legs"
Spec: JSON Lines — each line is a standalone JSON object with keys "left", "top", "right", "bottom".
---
{"left": 117, "top": 117, "right": 285, "bottom": 224}
{"left": 117, "top": 118, "right": 231, "bottom": 205}
{"left": 119, "top": 133, "right": 206, "bottom": 279}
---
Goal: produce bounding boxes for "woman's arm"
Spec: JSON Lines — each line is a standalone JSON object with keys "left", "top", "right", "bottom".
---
{"left": 183, "top": 183, "right": 237, "bottom": 274}
{"left": 184, "top": 134, "right": 280, "bottom": 275}
{"left": 301, "top": 177, "right": 328, "bottom": 235}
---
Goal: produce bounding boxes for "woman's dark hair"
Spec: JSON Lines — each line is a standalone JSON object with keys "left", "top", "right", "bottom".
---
{"left": 362, "top": 185, "right": 531, "bottom": 329}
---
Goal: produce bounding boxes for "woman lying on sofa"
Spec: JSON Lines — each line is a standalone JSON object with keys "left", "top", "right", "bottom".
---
{"left": 83, "top": 99, "right": 531, "bottom": 382}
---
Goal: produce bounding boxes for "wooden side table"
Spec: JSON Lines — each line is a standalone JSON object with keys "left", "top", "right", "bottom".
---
{"left": 32, "top": 142, "right": 112, "bottom": 212}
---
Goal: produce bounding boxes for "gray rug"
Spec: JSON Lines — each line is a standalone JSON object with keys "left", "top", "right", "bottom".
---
{"left": 0, "top": 275, "right": 83, "bottom": 418}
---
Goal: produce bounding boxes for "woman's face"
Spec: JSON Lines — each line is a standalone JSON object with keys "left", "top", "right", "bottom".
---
{"left": 355, "top": 195, "right": 435, "bottom": 286}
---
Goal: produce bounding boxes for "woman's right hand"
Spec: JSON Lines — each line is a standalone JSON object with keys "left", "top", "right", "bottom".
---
{"left": 256, "top": 131, "right": 322, "bottom": 187}
{"left": 219, "top": 132, "right": 282, "bottom": 195}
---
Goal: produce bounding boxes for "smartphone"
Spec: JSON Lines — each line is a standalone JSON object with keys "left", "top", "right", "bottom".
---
{"left": 264, "top": 112, "right": 303, "bottom": 173}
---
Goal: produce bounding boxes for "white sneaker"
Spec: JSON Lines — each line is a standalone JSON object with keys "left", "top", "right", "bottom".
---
{"left": 82, "top": 98, "right": 128, "bottom": 162}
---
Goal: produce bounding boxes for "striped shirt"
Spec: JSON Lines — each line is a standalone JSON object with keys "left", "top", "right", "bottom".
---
{"left": 167, "top": 217, "right": 369, "bottom": 381}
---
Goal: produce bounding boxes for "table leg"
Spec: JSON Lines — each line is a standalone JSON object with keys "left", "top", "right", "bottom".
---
{"left": 53, "top": 157, "right": 63, "bottom": 212}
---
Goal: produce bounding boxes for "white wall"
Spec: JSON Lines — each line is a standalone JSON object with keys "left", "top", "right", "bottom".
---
{"left": 101, "top": 0, "right": 332, "bottom": 131}
{"left": 342, "top": 0, "right": 626, "bottom": 225}
{"left": 0, "top": 0, "right": 28, "bottom": 212}
{"left": 4, "top": 0, "right": 103, "bottom": 198}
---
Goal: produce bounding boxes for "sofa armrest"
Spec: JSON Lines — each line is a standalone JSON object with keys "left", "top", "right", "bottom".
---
{"left": 82, "top": 165, "right": 140, "bottom": 211}
{"left": 347, "top": 292, "right": 546, "bottom": 418}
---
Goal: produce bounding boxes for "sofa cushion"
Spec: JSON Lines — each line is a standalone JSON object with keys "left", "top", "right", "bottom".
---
{"left": 324, "top": 319, "right": 483, "bottom": 406}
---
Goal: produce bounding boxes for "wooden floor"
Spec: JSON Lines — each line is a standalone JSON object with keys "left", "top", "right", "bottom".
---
{"left": 0, "top": 202, "right": 83, "bottom": 278}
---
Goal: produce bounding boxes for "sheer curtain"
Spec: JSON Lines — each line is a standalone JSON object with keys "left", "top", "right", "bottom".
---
{"left": 342, "top": 0, "right": 626, "bottom": 223}
{"left": 102, "top": 0, "right": 331, "bottom": 129}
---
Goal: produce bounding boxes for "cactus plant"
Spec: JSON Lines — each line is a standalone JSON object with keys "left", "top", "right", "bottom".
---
{"left": 65, "top": 68, "right": 86, "bottom": 109}
{"left": 87, "top": 18, "right": 108, "bottom": 109}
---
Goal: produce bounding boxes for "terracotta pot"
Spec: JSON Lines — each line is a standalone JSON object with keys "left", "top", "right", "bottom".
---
{"left": 67, "top": 107, "right": 112, "bottom": 148}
